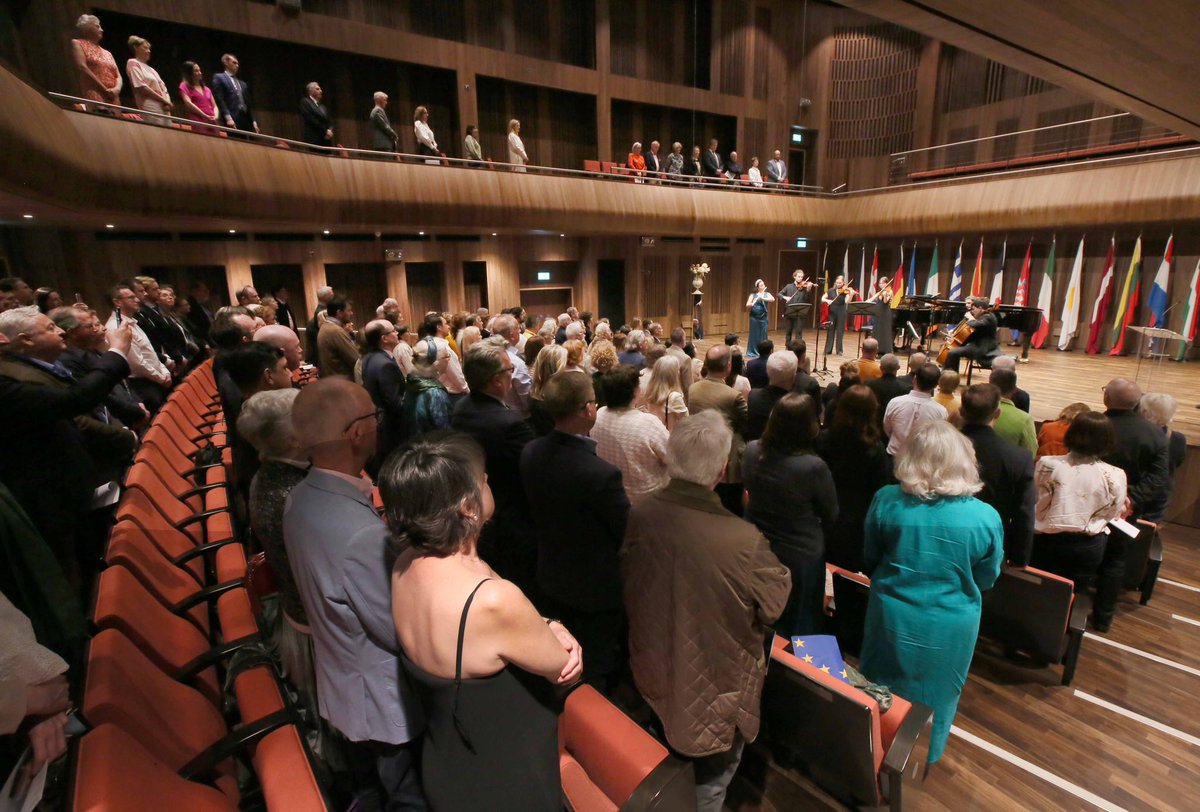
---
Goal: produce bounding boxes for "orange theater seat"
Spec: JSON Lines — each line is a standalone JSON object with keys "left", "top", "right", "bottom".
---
{"left": 762, "top": 634, "right": 932, "bottom": 810}
{"left": 558, "top": 684, "right": 694, "bottom": 811}
{"left": 74, "top": 724, "right": 234, "bottom": 812}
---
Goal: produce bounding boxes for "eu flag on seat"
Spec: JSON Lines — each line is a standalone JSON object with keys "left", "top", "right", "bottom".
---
{"left": 791, "top": 635, "right": 850, "bottom": 683}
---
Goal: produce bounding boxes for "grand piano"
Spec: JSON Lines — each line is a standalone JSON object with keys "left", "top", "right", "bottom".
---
{"left": 887, "top": 298, "right": 1043, "bottom": 360}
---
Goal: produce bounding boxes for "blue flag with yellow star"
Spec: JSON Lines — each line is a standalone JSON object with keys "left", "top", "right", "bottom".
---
{"left": 791, "top": 635, "right": 850, "bottom": 684}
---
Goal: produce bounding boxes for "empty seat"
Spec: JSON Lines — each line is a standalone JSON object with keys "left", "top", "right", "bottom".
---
{"left": 979, "top": 564, "right": 1089, "bottom": 685}
{"left": 762, "top": 634, "right": 932, "bottom": 810}
{"left": 829, "top": 566, "right": 871, "bottom": 657}
{"left": 558, "top": 684, "right": 694, "bottom": 811}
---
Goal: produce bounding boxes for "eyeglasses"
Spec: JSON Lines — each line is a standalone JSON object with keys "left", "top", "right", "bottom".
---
{"left": 343, "top": 408, "right": 381, "bottom": 433}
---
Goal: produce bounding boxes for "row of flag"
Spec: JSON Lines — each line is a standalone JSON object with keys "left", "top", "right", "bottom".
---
{"left": 824, "top": 236, "right": 1197, "bottom": 356}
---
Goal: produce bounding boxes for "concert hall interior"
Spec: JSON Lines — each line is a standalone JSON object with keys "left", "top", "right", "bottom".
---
{"left": 2, "top": 1, "right": 1200, "bottom": 811}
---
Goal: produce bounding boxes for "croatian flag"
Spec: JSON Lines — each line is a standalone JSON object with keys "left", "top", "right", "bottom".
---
{"left": 1147, "top": 235, "right": 1173, "bottom": 328}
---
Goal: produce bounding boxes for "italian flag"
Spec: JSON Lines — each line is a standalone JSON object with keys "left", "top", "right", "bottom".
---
{"left": 1109, "top": 236, "right": 1143, "bottom": 356}
{"left": 1176, "top": 257, "right": 1200, "bottom": 361}
{"left": 1030, "top": 238, "right": 1055, "bottom": 349}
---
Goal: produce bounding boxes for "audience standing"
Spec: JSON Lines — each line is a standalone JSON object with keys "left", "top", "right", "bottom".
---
{"left": 990, "top": 355, "right": 1030, "bottom": 413}
{"left": 688, "top": 345, "right": 748, "bottom": 515}
{"left": 934, "top": 370, "right": 960, "bottom": 420}
{"left": 316, "top": 297, "right": 358, "bottom": 380}
{"left": 507, "top": 119, "right": 528, "bottom": 171}
{"left": 1140, "top": 392, "right": 1186, "bottom": 479}
{"left": 211, "top": 53, "right": 258, "bottom": 133}
{"left": 301, "top": 82, "right": 333, "bottom": 146}
{"left": 125, "top": 36, "right": 171, "bottom": 124}
{"left": 622, "top": 410, "right": 790, "bottom": 812}
{"left": 414, "top": 105, "right": 439, "bottom": 159}
{"left": 882, "top": 363, "right": 945, "bottom": 455}
{"left": 71, "top": 15, "right": 121, "bottom": 105}
{"left": 178, "top": 61, "right": 219, "bottom": 134}
{"left": 745, "top": 350, "right": 795, "bottom": 442}
{"left": 463, "top": 124, "right": 483, "bottom": 163}
{"left": 859, "top": 420, "right": 1003, "bottom": 764}
{"left": 105, "top": 283, "right": 172, "bottom": 412}
{"left": 592, "top": 366, "right": 670, "bottom": 503}
{"left": 402, "top": 338, "right": 454, "bottom": 438}
{"left": 359, "top": 320, "right": 405, "bottom": 476}
{"left": 989, "top": 368, "right": 1037, "bottom": 454}
{"left": 1038, "top": 401, "right": 1091, "bottom": 458}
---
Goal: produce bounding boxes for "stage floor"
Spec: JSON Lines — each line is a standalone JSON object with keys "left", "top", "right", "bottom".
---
{"left": 711, "top": 327, "right": 1200, "bottom": 445}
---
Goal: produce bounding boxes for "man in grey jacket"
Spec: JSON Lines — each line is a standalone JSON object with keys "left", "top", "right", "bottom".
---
{"left": 283, "top": 378, "right": 425, "bottom": 809}
{"left": 369, "top": 91, "right": 398, "bottom": 152}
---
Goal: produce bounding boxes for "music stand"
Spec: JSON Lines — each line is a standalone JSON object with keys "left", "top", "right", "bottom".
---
{"left": 1128, "top": 325, "right": 1186, "bottom": 392}
{"left": 847, "top": 302, "right": 876, "bottom": 356}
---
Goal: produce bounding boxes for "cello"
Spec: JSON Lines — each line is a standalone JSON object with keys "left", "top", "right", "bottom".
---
{"left": 935, "top": 304, "right": 999, "bottom": 366}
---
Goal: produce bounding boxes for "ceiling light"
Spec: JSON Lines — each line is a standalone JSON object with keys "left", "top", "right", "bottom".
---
{"left": 418, "top": 231, "right": 425, "bottom": 236}
{"left": 491, "top": 232, "right": 497, "bottom": 237}
{"left": 323, "top": 229, "right": 330, "bottom": 235}
{"left": 105, "top": 224, "right": 115, "bottom": 229}
{"left": 228, "top": 229, "right": 237, "bottom": 234}
{"left": 559, "top": 233, "right": 565, "bottom": 237}
{"left": 22, "top": 214, "right": 33, "bottom": 219}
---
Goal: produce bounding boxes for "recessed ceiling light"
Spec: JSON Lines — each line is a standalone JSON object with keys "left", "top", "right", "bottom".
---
{"left": 228, "top": 229, "right": 237, "bottom": 234}
{"left": 418, "top": 231, "right": 425, "bottom": 236}
{"left": 559, "top": 233, "right": 565, "bottom": 237}
{"left": 323, "top": 229, "right": 331, "bottom": 235}
{"left": 105, "top": 224, "right": 115, "bottom": 229}
{"left": 22, "top": 214, "right": 33, "bottom": 219}
{"left": 491, "top": 232, "right": 497, "bottom": 236}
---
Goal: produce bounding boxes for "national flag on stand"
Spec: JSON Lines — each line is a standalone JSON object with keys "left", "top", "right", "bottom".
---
{"left": 854, "top": 245, "right": 867, "bottom": 330}
{"left": 925, "top": 242, "right": 940, "bottom": 296}
{"left": 791, "top": 635, "right": 850, "bottom": 684}
{"left": 1058, "top": 236, "right": 1085, "bottom": 351}
{"left": 948, "top": 240, "right": 964, "bottom": 300}
{"left": 1086, "top": 237, "right": 1116, "bottom": 354}
{"left": 869, "top": 245, "right": 879, "bottom": 293}
{"left": 1175, "top": 257, "right": 1200, "bottom": 361}
{"left": 989, "top": 240, "right": 1007, "bottom": 304}
{"left": 1013, "top": 241, "right": 1033, "bottom": 307}
{"left": 820, "top": 243, "right": 831, "bottom": 324}
{"left": 906, "top": 243, "right": 917, "bottom": 297}
{"left": 891, "top": 243, "right": 906, "bottom": 308}
{"left": 970, "top": 238, "right": 985, "bottom": 298}
{"left": 1109, "top": 236, "right": 1143, "bottom": 356}
{"left": 1147, "top": 235, "right": 1173, "bottom": 328}
{"left": 1030, "top": 237, "right": 1056, "bottom": 349}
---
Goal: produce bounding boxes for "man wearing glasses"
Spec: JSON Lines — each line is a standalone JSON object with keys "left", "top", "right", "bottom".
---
{"left": 105, "top": 283, "right": 172, "bottom": 412}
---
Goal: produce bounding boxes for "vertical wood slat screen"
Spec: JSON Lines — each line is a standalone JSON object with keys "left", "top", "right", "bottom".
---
{"left": 938, "top": 46, "right": 1059, "bottom": 113}
{"left": 610, "top": 0, "right": 638, "bottom": 76}
{"left": 324, "top": 263, "right": 388, "bottom": 319}
{"left": 643, "top": 256, "right": 670, "bottom": 318}
{"left": 706, "top": 255, "right": 731, "bottom": 320}
{"left": 718, "top": 0, "right": 749, "bottom": 96}
{"left": 743, "top": 118, "right": 766, "bottom": 167}
{"left": 827, "top": 24, "right": 920, "bottom": 159}
{"left": 1034, "top": 104, "right": 1095, "bottom": 155}
{"left": 751, "top": 5, "right": 771, "bottom": 101}
{"left": 405, "top": 262, "right": 445, "bottom": 324}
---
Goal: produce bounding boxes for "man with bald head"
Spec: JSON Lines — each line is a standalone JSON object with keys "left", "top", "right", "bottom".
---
{"left": 867, "top": 353, "right": 909, "bottom": 424}
{"left": 283, "top": 378, "right": 424, "bottom": 807}
{"left": 990, "top": 354, "right": 1030, "bottom": 413}
{"left": 255, "top": 324, "right": 302, "bottom": 372}
{"left": 896, "top": 351, "right": 926, "bottom": 389}
{"left": 1091, "top": 377, "right": 1171, "bottom": 631}
{"left": 857, "top": 337, "right": 882, "bottom": 381}
{"left": 688, "top": 344, "right": 748, "bottom": 514}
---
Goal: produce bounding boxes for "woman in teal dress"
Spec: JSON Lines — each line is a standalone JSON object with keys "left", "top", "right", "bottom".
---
{"left": 744, "top": 279, "right": 774, "bottom": 357}
{"left": 859, "top": 420, "right": 1003, "bottom": 763}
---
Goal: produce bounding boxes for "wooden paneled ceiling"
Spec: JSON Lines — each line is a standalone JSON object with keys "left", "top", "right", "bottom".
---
{"left": 838, "top": 0, "right": 1200, "bottom": 139}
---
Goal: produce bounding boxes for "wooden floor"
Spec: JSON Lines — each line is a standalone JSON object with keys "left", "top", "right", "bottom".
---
{"left": 725, "top": 326, "right": 1200, "bottom": 445}
{"left": 728, "top": 523, "right": 1200, "bottom": 812}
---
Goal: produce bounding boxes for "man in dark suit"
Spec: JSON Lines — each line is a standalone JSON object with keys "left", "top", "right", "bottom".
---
{"left": 211, "top": 54, "right": 259, "bottom": 134}
{"left": 959, "top": 384, "right": 1035, "bottom": 566}
{"left": 644, "top": 140, "right": 662, "bottom": 178}
{"left": 51, "top": 306, "right": 148, "bottom": 431}
{"left": 185, "top": 280, "right": 216, "bottom": 346}
{"left": 300, "top": 82, "right": 333, "bottom": 146}
{"left": 945, "top": 297, "right": 1000, "bottom": 372}
{"left": 1093, "top": 377, "right": 1171, "bottom": 631}
{"left": 0, "top": 307, "right": 134, "bottom": 587}
{"left": 895, "top": 351, "right": 926, "bottom": 389}
{"left": 702, "top": 138, "right": 723, "bottom": 180}
{"left": 788, "top": 340, "right": 822, "bottom": 403}
{"left": 743, "top": 340, "right": 772, "bottom": 389}
{"left": 453, "top": 338, "right": 537, "bottom": 586}
{"left": 270, "top": 285, "right": 297, "bottom": 332}
{"left": 359, "top": 320, "right": 405, "bottom": 478}
{"left": 368, "top": 91, "right": 398, "bottom": 152}
{"left": 305, "top": 285, "right": 334, "bottom": 366}
{"left": 747, "top": 351, "right": 796, "bottom": 442}
{"left": 519, "top": 371, "right": 629, "bottom": 689}
{"left": 867, "top": 353, "right": 911, "bottom": 425}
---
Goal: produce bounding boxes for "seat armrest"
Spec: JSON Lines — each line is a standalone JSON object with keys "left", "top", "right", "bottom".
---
{"left": 173, "top": 578, "right": 245, "bottom": 612}
{"left": 178, "top": 708, "right": 297, "bottom": 782}
{"left": 618, "top": 755, "right": 695, "bottom": 812}
{"left": 880, "top": 701, "right": 932, "bottom": 808}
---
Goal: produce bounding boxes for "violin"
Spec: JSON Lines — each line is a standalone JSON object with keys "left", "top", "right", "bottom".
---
{"left": 838, "top": 285, "right": 858, "bottom": 297}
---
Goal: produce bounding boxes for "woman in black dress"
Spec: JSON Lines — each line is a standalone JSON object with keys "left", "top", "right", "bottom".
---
{"left": 816, "top": 385, "right": 895, "bottom": 572}
{"left": 822, "top": 274, "right": 853, "bottom": 355}
{"left": 865, "top": 275, "right": 895, "bottom": 354}
{"left": 381, "top": 434, "right": 583, "bottom": 812}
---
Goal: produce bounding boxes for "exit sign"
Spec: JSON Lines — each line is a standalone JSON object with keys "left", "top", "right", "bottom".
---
{"left": 795, "top": 238, "right": 809, "bottom": 249}
{"left": 537, "top": 271, "right": 551, "bottom": 282}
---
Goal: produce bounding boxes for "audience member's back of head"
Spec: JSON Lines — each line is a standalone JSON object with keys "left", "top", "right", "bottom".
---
{"left": 237, "top": 389, "right": 300, "bottom": 459}
{"left": 879, "top": 353, "right": 900, "bottom": 376}
{"left": 765, "top": 350, "right": 797, "bottom": 388}
{"left": 211, "top": 313, "right": 252, "bottom": 351}
{"left": 937, "top": 370, "right": 960, "bottom": 395}
{"left": 542, "top": 369, "right": 594, "bottom": 420}
{"left": 326, "top": 297, "right": 351, "bottom": 320}
{"left": 1102, "top": 378, "right": 1141, "bottom": 412}
{"left": 666, "top": 410, "right": 729, "bottom": 488}
{"left": 1065, "top": 412, "right": 1116, "bottom": 459}
{"left": 704, "top": 344, "right": 732, "bottom": 376}
{"left": 223, "top": 342, "right": 283, "bottom": 392}
{"left": 462, "top": 339, "right": 506, "bottom": 393}
{"left": 378, "top": 432, "right": 486, "bottom": 557}
{"left": 761, "top": 393, "right": 819, "bottom": 454}
{"left": 914, "top": 363, "right": 941, "bottom": 392}
{"left": 292, "top": 378, "right": 370, "bottom": 447}
{"left": 756, "top": 339, "right": 773, "bottom": 357}
{"left": 1139, "top": 391, "right": 1176, "bottom": 427}
{"left": 989, "top": 368, "right": 1017, "bottom": 397}
{"left": 830, "top": 385, "right": 880, "bottom": 445}
{"left": 960, "top": 384, "right": 1001, "bottom": 426}
{"left": 724, "top": 333, "right": 738, "bottom": 347}
{"left": 600, "top": 365, "right": 640, "bottom": 408}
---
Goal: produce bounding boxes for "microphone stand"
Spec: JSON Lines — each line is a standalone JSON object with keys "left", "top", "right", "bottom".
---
{"left": 816, "top": 294, "right": 834, "bottom": 380}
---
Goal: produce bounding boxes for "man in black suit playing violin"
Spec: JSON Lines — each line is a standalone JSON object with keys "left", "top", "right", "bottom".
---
{"left": 778, "top": 269, "right": 814, "bottom": 347}
{"left": 944, "top": 296, "right": 999, "bottom": 372}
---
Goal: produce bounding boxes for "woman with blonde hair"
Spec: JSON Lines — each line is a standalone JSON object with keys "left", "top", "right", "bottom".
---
{"left": 859, "top": 419, "right": 1003, "bottom": 765}
{"left": 562, "top": 339, "right": 587, "bottom": 373}
{"left": 588, "top": 339, "right": 618, "bottom": 406}
{"left": 460, "top": 325, "right": 483, "bottom": 356}
{"left": 1037, "top": 401, "right": 1091, "bottom": 458}
{"left": 529, "top": 344, "right": 567, "bottom": 435}
{"left": 640, "top": 354, "right": 688, "bottom": 432}
{"left": 507, "top": 118, "right": 528, "bottom": 171}
{"left": 414, "top": 104, "right": 439, "bottom": 158}
{"left": 126, "top": 36, "right": 172, "bottom": 124}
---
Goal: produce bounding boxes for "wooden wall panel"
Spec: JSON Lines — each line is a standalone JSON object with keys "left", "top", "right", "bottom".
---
{"left": 751, "top": 5, "right": 771, "bottom": 101}
{"left": 476, "top": 76, "right": 598, "bottom": 169}
{"left": 717, "top": 0, "right": 749, "bottom": 96}
{"left": 610, "top": 100, "right": 738, "bottom": 163}
{"left": 642, "top": 255, "right": 670, "bottom": 321}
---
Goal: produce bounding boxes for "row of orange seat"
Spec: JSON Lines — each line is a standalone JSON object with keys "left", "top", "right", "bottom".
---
{"left": 72, "top": 359, "right": 329, "bottom": 811}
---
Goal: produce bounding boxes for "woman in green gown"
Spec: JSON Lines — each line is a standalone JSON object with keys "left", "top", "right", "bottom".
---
{"left": 859, "top": 420, "right": 1003, "bottom": 763}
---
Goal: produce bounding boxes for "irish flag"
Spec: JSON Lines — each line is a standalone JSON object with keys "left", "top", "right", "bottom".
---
{"left": 925, "top": 242, "right": 940, "bottom": 296}
{"left": 1175, "top": 257, "right": 1200, "bottom": 361}
{"left": 891, "top": 243, "right": 906, "bottom": 308}
{"left": 1057, "top": 237, "right": 1085, "bottom": 351}
{"left": 1030, "top": 237, "right": 1055, "bottom": 349}
{"left": 1086, "top": 236, "right": 1116, "bottom": 354}
{"left": 1147, "top": 235, "right": 1173, "bottom": 328}
{"left": 1109, "top": 236, "right": 1143, "bottom": 356}
{"left": 1013, "top": 241, "right": 1032, "bottom": 306}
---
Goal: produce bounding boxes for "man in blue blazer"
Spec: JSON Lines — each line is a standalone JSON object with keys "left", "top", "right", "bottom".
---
{"left": 210, "top": 54, "right": 258, "bottom": 133}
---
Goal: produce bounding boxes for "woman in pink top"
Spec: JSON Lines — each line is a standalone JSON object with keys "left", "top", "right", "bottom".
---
{"left": 126, "top": 36, "right": 172, "bottom": 125}
{"left": 178, "top": 61, "right": 219, "bottom": 135}
{"left": 70, "top": 14, "right": 122, "bottom": 105}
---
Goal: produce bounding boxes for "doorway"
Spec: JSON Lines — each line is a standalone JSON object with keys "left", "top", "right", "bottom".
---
{"left": 324, "top": 263, "right": 388, "bottom": 319}
{"left": 463, "top": 261, "right": 488, "bottom": 312}
{"left": 520, "top": 287, "right": 573, "bottom": 318}
{"left": 597, "top": 259, "right": 625, "bottom": 326}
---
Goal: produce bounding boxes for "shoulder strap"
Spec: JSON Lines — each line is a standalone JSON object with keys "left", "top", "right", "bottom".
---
{"left": 454, "top": 579, "right": 492, "bottom": 686}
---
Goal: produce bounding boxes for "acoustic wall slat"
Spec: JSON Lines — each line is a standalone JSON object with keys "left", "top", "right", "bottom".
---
{"left": 827, "top": 24, "right": 920, "bottom": 159}
{"left": 718, "top": 0, "right": 748, "bottom": 96}
{"left": 751, "top": 5, "right": 771, "bottom": 101}
{"left": 643, "top": 255, "right": 670, "bottom": 318}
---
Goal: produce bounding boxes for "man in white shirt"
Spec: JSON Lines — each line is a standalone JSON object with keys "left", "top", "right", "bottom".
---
{"left": 883, "top": 362, "right": 946, "bottom": 455}
{"left": 422, "top": 312, "right": 467, "bottom": 396}
{"left": 106, "top": 283, "right": 171, "bottom": 412}
{"left": 491, "top": 314, "right": 531, "bottom": 415}
{"left": 392, "top": 324, "right": 415, "bottom": 376}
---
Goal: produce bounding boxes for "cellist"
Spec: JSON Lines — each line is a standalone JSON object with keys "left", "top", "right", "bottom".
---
{"left": 943, "top": 296, "right": 1000, "bottom": 372}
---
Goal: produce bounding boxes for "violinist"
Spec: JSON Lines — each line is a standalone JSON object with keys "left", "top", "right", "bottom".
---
{"left": 822, "top": 274, "right": 855, "bottom": 356}
{"left": 778, "top": 269, "right": 815, "bottom": 347}
{"left": 864, "top": 275, "right": 895, "bottom": 354}
{"left": 944, "top": 296, "right": 999, "bottom": 372}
